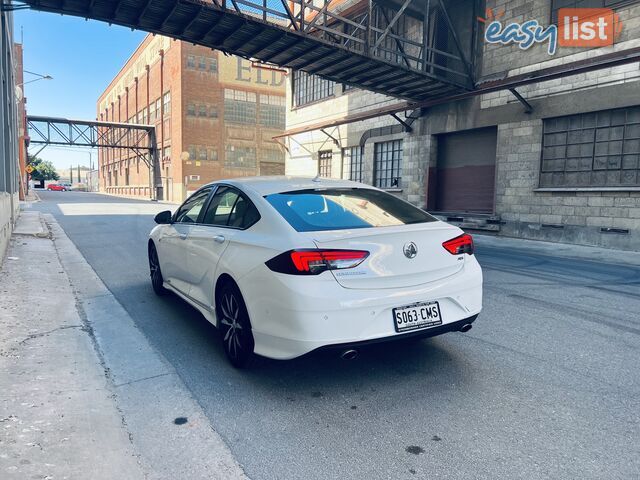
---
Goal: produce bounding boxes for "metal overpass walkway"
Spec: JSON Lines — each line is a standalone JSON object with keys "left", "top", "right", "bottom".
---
{"left": 18, "top": 0, "right": 474, "bottom": 101}
{"left": 27, "top": 115, "right": 164, "bottom": 199}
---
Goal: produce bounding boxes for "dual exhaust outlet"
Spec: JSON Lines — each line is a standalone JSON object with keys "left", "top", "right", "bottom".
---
{"left": 339, "top": 323, "right": 473, "bottom": 360}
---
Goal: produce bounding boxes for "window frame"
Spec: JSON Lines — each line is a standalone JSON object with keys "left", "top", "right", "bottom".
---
{"left": 373, "top": 140, "right": 403, "bottom": 189}
{"left": 172, "top": 186, "right": 214, "bottom": 224}
{"left": 343, "top": 146, "right": 363, "bottom": 182}
{"left": 292, "top": 70, "right": 335, "bottom": 107}
{"left": 318, "top": 150, "right": 332, "bottom": 177}
{"left": 200, "top": 184, "right": 262, "bottom": 230}
{"left": 540, "top": 106, "right": 640, "bottom": 188}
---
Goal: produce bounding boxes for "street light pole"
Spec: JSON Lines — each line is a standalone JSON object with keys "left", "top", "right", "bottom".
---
{"left": 17, "top": 71, "right": 53, "bottom": 87}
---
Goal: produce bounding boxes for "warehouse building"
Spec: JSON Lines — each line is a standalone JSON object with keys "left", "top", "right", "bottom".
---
{"left": 97, "top": 34, "right": 286, "bottom": 202}
{"left": 283, "top": 0, "right": 640, "bottom": 250}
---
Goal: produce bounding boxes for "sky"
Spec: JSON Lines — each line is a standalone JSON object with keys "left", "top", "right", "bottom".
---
{"left": 15, "top": 9, "right": 147, "bottom": 171}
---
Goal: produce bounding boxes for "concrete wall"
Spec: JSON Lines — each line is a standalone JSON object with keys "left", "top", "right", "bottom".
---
{"left": 284, "top": 0, "right": 640, "bottom": 250}
{"left": 0, "top": 9, "right": 20, "bottom": 260}
{"left": 495, "top": 120, "right": 640, "bottom": 250}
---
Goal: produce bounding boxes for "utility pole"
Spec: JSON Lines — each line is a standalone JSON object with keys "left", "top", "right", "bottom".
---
{"left": 70, "top": 165, "right": 73, "bottom": 184}
{"left": 77, "top": 164, "right": 80, "bottom": 184}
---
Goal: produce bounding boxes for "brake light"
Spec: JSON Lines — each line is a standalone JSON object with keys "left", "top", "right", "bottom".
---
{"left": 443, "top": 233, "right": 474, "bottom": 255}
{"left": 266, "top": 249, "right": 369, "bottom": 275}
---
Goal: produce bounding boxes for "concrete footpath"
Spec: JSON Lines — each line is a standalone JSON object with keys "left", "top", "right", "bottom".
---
{"left": 0, "top": 208, "right": 247, "bottom": 479}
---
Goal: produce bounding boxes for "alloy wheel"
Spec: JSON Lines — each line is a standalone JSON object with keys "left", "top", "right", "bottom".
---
{"left": 149, "top": 245, "right": 168, "bottom": 295}
{"left": 218, "top": 285, "right": 254, "bottom": 368}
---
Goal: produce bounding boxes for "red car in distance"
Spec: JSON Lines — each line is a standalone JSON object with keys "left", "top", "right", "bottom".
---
{"left": 47, "top": 183, "right": 69, "bottom": 191}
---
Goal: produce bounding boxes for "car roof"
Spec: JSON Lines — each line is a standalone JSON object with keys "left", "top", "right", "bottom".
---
{"left": 205, "top": 176, "right": 377, "bottom": 196}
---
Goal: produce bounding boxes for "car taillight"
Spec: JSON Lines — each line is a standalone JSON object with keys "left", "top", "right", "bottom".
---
{"left": 442, "top": 233, "right": 474, "bottom": 255}
{"left": 266, "top": 249, "right": 369, "bottom": 275}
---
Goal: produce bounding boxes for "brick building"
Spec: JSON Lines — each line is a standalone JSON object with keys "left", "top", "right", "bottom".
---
{"left": 284, "top": 0, "right": 640, "bottom": 250}
{"left": 97, "top": 34, "right": 286, "bottom": 202}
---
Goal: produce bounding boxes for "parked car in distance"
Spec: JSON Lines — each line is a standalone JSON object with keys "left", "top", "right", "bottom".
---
{"left": 70, "top": 183, "right": 88, "bottom": 192}
{"left": 47, "top": 183, "right": 68, "bottom": 191}
{"left": 148, "top": 177, "right": 483, "bottom": 368}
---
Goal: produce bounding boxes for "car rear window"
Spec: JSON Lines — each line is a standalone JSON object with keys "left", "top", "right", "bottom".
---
{"left": 265, "top": 188, "right": 437, "bottom": 232}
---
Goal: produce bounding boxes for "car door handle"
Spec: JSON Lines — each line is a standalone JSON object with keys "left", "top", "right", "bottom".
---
{"left": 179, "top": 233, "right": 187, "bottom": 240}
{"left": 213, "top": 235, "right": 225, "bottom": 244}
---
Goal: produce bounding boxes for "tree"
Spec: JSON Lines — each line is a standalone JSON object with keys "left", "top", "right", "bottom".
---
{"left": 28, "top": 156, "right": 59, "bottom": 188}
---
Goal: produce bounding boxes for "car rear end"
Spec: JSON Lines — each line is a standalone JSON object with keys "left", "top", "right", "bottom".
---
{"left": 241, "top": 184, "right": 482, "bottom": 360}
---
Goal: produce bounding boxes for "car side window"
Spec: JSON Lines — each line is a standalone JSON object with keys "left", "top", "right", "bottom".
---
{"left": 228, "top": 195, "right": 260, "bottom": 229}
{"left": 174, "top": 188, "right": 211, "bottom": 223}
{"left": 202, "top": 187, "right": 260, "bottom": 229}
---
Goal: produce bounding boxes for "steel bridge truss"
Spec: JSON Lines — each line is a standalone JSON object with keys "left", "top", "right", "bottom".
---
{"left": 27, "top": 116, "right": 164, "bottom": 200}
{"left": 225, "top": 0, "right": 474, "bottom": 90}
{"left": 17, "top": 0, "right": 475, "bottom": 101}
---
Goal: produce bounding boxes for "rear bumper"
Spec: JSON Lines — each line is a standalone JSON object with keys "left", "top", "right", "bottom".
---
{"left": 239, "top": 256, "right": 483, "bottom": 360}
{"left": 313, "top": 314, "right": 478, "bottom": 354}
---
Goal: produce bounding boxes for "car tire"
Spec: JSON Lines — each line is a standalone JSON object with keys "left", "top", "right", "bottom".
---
{"left": 148, "top": 243, "right": 169, "bottom": 296}
{"left": 217, "top": 282, "right": 255, "bottom": 369}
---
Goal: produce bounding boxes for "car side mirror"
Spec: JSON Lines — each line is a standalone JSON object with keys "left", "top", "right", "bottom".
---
{"left": 154, "top": 210, "right": 173, "bottom": 224}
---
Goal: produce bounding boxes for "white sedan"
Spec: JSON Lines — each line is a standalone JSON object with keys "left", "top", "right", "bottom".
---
{"left": 148, "top": 177, "right": 482, "bottom": 367}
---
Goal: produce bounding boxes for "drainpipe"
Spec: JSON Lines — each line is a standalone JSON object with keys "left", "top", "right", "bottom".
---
{"left": 158, "top": 48, "right": 165, "bottom": 201}
{"left": 111, "top": 102, "right": 114, "bottom": 185}
{"left": 135, "top": 77, "right": 139, "bottom": 178}
{"left": 117, "top": 95, "right": 121, "bottom": 180}
{"left": 146, "top": 64, "right": 154, "bottom": 200}
{"left": 125, "top": 86, "right": 129, "bottom": 184}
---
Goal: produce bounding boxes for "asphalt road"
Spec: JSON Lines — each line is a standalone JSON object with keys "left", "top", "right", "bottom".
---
{"left": 34, "top": 190, "right": 640, "bottom": 480}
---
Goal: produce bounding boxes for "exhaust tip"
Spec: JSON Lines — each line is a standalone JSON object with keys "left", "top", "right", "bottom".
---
{"left": 459, "top": 324, "right": 473, "bottom": 333}
{"left": 341, "top": 349, "right": 358, "bottom": 360}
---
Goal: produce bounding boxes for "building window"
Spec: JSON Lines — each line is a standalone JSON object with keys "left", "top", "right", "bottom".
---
{"left": 198, "top": 56, "right": 206, "bottom": 70}
{"left": 374, "top": 140, "right": 403, "bottom": 189}
{"left": 187, "top": 55, "right": 196, "bottom": 69}
{"left": 198, "top": 148, "right": 207, "bottom": 161}
{"left": 551, "top": 0, "right": 636, "bottom": 22}
{"left": 149, "top": 101, "right": 156, "bottom": 122}
{"left": 293, "top": 70, "right": 335, "bottom": 107}
{"left": 163, "top": 146, "right": 171, "bottom": 162}
{"left": 260, "top": 149, "right": 283, "bottom": 163}
{"left": 225, "top": 145, "right": 257, "bottom": 169}
{"left": 210, "top": 58, "right": 218, "bottom": 73}
{"left": 540, "top": 107, "right": 640, "bottom": 188}
{"left": 209, "top": 107, "right": 218, "bottom": 119}
{"left": 188, "top": 145, "right": 196, "bottom": 160}
{"left": 187, "top": 104, "right": 196, "bottom": 117}
{"left": 259, "top": 94, "right": 285, "bottom": 129}
{"left": 224, "top": 89, "right": 257, "bottom": 124}
{"left": 208, "top": 148, "right": 218, "bottom": 161}
{"left": 141, "top": 107, "right": 148, "bottom": 124}
{"left": 163, "top": 92, "right": 171, "bottom": 116}
{"left": 198, "top": 104, "right": 207, "bottom": 117}
{"left": 343, "top": 146, "right": 363, "bottom": 182}
{"left": 318, "top": 150, "right": 332, "bottom": 177}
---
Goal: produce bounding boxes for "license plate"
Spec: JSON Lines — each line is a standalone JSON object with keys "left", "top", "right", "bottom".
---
{"left": 393, "top": 301, "right": 442, "bottom": 333}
